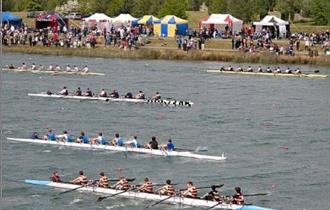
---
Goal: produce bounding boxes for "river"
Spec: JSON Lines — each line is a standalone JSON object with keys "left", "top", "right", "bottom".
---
{"left": 1, "top": 53, "right": 329, "bottom": 210}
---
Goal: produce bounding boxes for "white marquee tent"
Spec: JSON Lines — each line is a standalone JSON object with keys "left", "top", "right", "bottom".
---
{"left": 113, "top": 14, "right": 138, "bottom": 25}
{"left": 253, "top": 15, "right": 290, "bottom": 37}
{"left": 201, "top": 14, "right": 243, "bottom": 35}
{"left": 82, "top": 13, "right": 113, "bottom": 32}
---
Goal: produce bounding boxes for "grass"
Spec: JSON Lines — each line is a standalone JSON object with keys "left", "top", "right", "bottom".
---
{"left": 186, "top": 11, "right": 208, "bottom": 30}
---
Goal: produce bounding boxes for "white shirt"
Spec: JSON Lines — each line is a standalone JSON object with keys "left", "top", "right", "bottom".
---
{"left": 83, "top": 67, "right": 89, "bottom": 72}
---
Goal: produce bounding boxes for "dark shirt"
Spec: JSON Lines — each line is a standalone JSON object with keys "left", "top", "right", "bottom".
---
{"left": 149, "top": 140, "right": 158, "bottom": 149}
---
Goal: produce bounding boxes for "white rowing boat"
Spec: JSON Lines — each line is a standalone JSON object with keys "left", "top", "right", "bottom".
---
{"left": 206, "top": 69, "right": 328, "bottom": 78}
{"left": 1, "top": 68, "right": 105, "bottom": 76}
{"left": 25, "top": 179, "right": 275, "bottom": 210}
{"left": 27, "top": 93, "right": 194, "bottom": 107}
{"left": 7, "top": 138, "right": 225, "bottom": 161}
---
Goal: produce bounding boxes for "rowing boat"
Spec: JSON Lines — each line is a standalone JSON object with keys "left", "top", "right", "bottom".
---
{"left": 27, "top": 93, "right": 194, "bottom": 107}
{"left": 206, "top": 69, "right": 328, "bottom": 78}
{"left": 25, "top": 179, "right": 275, "bottom": 210}
{"left": 7, "top": 138, "right": 225, "bottom": 161}
{"left": 1, "top": 68, "right": 105, "bottom": 76}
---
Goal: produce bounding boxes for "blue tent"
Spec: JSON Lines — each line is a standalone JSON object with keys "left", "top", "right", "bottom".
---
{"left": 1, "top": 12, "right": 22, "bottom": 26}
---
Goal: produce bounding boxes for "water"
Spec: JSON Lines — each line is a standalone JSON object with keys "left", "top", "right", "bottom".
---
{"left": 1, "top": 53, "right": 329, "bottom": 210}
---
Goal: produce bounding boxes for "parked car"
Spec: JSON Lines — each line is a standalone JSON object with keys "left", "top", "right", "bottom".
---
{"left": 66, "top": 13, "right": 82, "bottom": 20}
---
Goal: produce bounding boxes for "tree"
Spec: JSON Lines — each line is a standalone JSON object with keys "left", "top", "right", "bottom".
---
{"left": 274, "top": 0, "right": 302, "bottom": 21}
{"left": 26, "top": 0, "right": 43, "bottom": 11}
{"left": 311, "top": 0, "right": 330, "bottom": 25}
{"left": 158, "top": 0, "right": 188, "bottom": 19}
{"left": 208, "top": 0, "right": 227, "bottom": 14}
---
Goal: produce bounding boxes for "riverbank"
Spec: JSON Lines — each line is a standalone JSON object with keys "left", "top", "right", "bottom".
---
{"left": 3, "top": 45, "right": 330, "bottom": 66}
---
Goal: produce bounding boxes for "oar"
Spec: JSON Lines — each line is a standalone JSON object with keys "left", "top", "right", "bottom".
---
{"left": 205, "top": 201, "right": 222, "bottom": 210}
{"left": 97, "top": 188, "right": 133, "bottom": 202}
{"left": 145, "top": 195, "right": 173, "bottom": 208}
{"left": 179, "top": 184, "right": 223, "bottom": 191}
{"left": 56, "top": 181, "right": 95, "bottom": 196}
{"left": 109, "top": 177, "right": 136, "bottom": 182}
{"left": 244, "top": 193, "right": 269, "bottom": 197}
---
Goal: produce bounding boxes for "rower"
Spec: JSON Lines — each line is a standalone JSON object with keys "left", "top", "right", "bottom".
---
{"left": 97, "top": 172, "right": 109, "bottom": 188}
{"left": 160, "top": 139, "right": 175, "bottom": 151}
{"left": 56, "top": 130, "right": 72, "bottom": 142}
{"left": 314, "top": 70, "right": 319, "bottom": 73}
{"left": 66, "top": 65, "right": 71, "bottom": 72}
{"left": 75, "top": 87, "right": 82, "bottom": 96}
{"left": 109, "top": 90, "right": 119, "bottom": 98}
{"left": 77, "top": 131, "right": 89, "bottom": 144}
{"left": 266, "top": 67, "right": 272, "bottom": 73}
{"left": 125, "top": 136, "right": 139, "bottom": 148}
{"left": 157, "top": 179, "right": 175, "bottom": 196}
{"left": 82, "top": 65, "right": 89, "bottom": 73}
{"left": 48, "top": 64, "right": 54, "bottom": 71}
{"left": 92, "top": 132, "right": 107, "bottom": 145}
{"left": 99, "top": 89, "right": 108, "bottom": 97}
{"left": 275, "top": 67, "right": 281, "bottom": 73}
{"left": 285, "top": 67, "right": 292, "bottom": 74}
{"left": 138, "top": 177, "right": 153, "bottom": 193}
{"left": 202, "top": 185, "right": 221, "bottom": 202}
{"left": 31, "top": 132, "right": 39, "bottom": 140}
{"left": 43, "top": 129, "right": 56, "bottom": 141}
{"left": 59, "top": 86, "right": 69, "bottom": 96}
{"left": 84, "top": 88, "right": 93, "bottom": 97}
{"left": 246, "top": 66, "right": 253, "bottom": 72}
{"left": 145, "top": 136, "right": 158, "bottom": 149}
{"left": 71, "top": 170, "right": 88, "bottom": 185}
{"left": 38, "top": 65, "right": 44, "bottom": 70}
{"left": 51, "top": 170, "right": 61, "bottom": 182}
{"left": 31, "top": 63, "right": 37, "bottom": 70}
{"left": 112, "top": 176, "right": 130, "bottom": 190}
{"left": 257, "top": 66, "right": 263, "bottom": 72}
{"left": 150, "top": 92, "right": 161, "bottom": 100}
{"left": 111, "top": 133, "right": 124, "bottom": 146}
{"left": 8, "top": 64, "right": 15, "bottom": 69}
{"left": 21, "top": 62, "right": 27, "bottom": 70}
{"left": 220, "top": 66, "right": 225, "bottom": 71}
{"left": 181, "top": 181, "right": 198, "bottom": 198}
{"left": 294, "top": 68, "right": 302, "bottom": 74}
{"left": 227, "top": 65, "right": 233, "bottom": 71}
{"left": 55, "top": 65, "right": 61, "bottom": 71}
{"left": 135, "top": 91, "right": 145, "bottom": 99}
{"left": 73, "top": 65, "right": 79, "bottom": 72}
{"left": 124, "top": 92, "right": 133, "bottom": 99}
{"left": 236, "top": 66, "right": 243, "bottom": 72}
{"left": 232, "top": 187, "right": 244, "bottom": 205}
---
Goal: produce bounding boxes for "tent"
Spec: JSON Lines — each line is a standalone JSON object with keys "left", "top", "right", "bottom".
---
{"left": 253, "top": 15, "right": 290, "bottom": 38}
{"left": 36, "top": 13, "right": 68, "bottom": 32}
{"left": 1, "top": 12, "right": 22, "bottom": 26}
{"left": 154, "top": 15, "right": 188, "bottom": 37}
{"left": 82, "top": 13, "right": 113, "bottom": 32}
{"left": 137, "top": 15, "right": 160, "bottom": 25}
{"left": 201, "top": 14, "right": 243, "bottom": 35}
{"left": 113, "top": 14, "right": 138, "bottom": 25}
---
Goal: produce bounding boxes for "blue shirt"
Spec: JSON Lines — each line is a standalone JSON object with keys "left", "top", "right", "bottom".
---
{"left": 167, "top": 143, "right": 175, "bottom": 151}
{"left": 117, "top": 137, "right": 124, "bottom": 146}
{"left": 79, "top": 135, "right": 89, "bottom": 144}
{"left": 48, "top": 132, "right": 56, "bottom": 141}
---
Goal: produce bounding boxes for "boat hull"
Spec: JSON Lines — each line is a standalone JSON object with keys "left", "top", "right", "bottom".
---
{"left": 206, "top": 69, "right": 328, "bottom": 78}
{"left": 24, "top": 179, "right": 275, "bottom": 210}
{"left": 7, "top": 138, "right": 226, "bottom": 161}
{"left": 2, "top": 68, "right": 105, "bottom": 76}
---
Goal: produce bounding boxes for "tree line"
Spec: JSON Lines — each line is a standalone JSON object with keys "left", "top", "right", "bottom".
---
{"left": 3, "top": 0, "right": 330, "bottom": 25}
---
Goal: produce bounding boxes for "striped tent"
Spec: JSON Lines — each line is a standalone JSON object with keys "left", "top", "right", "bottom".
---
{"left": 154, "top": 15, "right": 188, "bottom": 37}
{"left": 138, "top": 15, "right": 160, "bottom": 25}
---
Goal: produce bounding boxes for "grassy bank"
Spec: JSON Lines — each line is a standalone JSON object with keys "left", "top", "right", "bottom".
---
{"left": 3, "top": 45, "right": 330, "bottom": 66}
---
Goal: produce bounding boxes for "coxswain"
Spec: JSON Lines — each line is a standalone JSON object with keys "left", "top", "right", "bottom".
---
{"left": 21, "top": 62, "right": 27, "bottom": 70}
{"left": 71, "top": 171, "right": 88, "bottom": 185}
{"left": 138, "top": 177, "right": 153, "bottom": 193}
{"left": 98, "top": 172, "right": 109, "bottom": 188}
{"left": 111, "top": 133, "right": 124, "bottom": 146}
{"left": 31, "top": 132, "right": 39, "bottom": 139}
{"left": 157, "top": 179, "right": 175, "bottom": 196}
{"left": 145, "top": 136, "right": 158, "bottom": 149}
{"left": 246, "top": 66, "right": 253, "bottom": 72}
{"left": 55, "top": 65, "right": 61, "bottom": 71}
{"left": 125, "top": 135, "right": 139, "bottom": 148}
{"left": 43, "top": 129, "right": 56, "bottom": 141}
{"left": 294, "top": 68, "right": 302, "bottom": 74}
{"left": 59, "top": 86, "right": 69, "bottom": 96}
{"left": 99, "top": 89, "right": 108, "bottom": 97}
{"left": 109, "top": 90, "right": 119, "bottom": 98}
{"left": 92, "top": 132, "right": 107, "bottom": 145}
{"left": 257, "top": 66, "right": 263, "bottom": 72}
{"left": 38, "top": 65, "right": 44, "bottom": 70}
{"left": 51, "top": 170, "right": 61, "bottom": 182}
{"left": 125, "top": 92, "right": 133, "bottom": 99}
{"left": 160, "top": 139, "right": 175, "bottom": 151}
{"left": 202, "top": 185, "right": 221, "bottom": 202}
{"left": 266, "top": 67, "right": 272, "bottom": 73}
{"left": 112, "top": 176, "right": 130, "bottom": 190}
{"left": 181, "top": 181, "right": 198, "bottom": 198}
{"left": 77, "top": 131, "right": 89, "bottom": 144}
{"left": 75, "top": 87, "right": 82, "bottom": 96}
{"left": 275, "top": 67, "right": 281, "bottom": 73}
{"left": 56, "top": 130, "right": 71, "bottom": 142}
{"left": 285, "top": 67, "right": 292, "bottom": 74}
{"left": 31, "top": 63, "right": 37, "bottom": 70}
{"left": 150, "top": 92, "right": 161, "bottom": 100}
{"left": 236, "top": 66, "right": 243, "bottom": 72}
{"left": 232, "top": 187, "right": 244, "bottom": 205}
{"left": 48, "top": 64, "right": 54, "bottom": 71}
{"left": 135, "top": 90, "right": 145, "bottom": 99}
{"left": 84, "top": 88, "right": 93, "bottom": 97}
{"left": 73, "top": 65, "right": 79, "bottom": 72}
{"left": 220, "top": 66, "right": 225, "bottom": 71}
{"left": 82, "top": 65, "right": 89, "bottom": 73}
{"left": 66, "top": 65, "right": 71, "bottom": 72}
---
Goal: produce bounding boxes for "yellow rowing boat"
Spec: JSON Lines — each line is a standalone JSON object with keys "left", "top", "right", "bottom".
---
{"left": 206, "top": 69, "right": 328, "bottom": 78}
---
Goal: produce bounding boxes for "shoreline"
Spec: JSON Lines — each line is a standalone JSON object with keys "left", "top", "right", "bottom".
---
{"left": 3, "top": 46, "right": 330, "bottom": 66}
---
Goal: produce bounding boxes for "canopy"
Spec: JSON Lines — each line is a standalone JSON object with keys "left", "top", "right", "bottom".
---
{"left": 36, "top": 13, "right": 68, "bottom": 32}
{"left": 253, "top": 15, "right": 290, "bottom": 38}
{"left": 82, "top": 13, "right": 113, "bottom": 23}
{"left": 1, "top": 12, "right": 22, "bottom": 26}
{"left": 201, "top": 14, "right": 243, "bottom": 35}
{"left": 155, "top": 15, "right": 188, "bottom": 24}
{"left": 137, "top": 15, "right": 160, "bottom": 25}
{"left": 154, "top": 15, "right": 188, "bottom": 37}
{"left": 113, "top": 14, "right": 138, "bottom": 24}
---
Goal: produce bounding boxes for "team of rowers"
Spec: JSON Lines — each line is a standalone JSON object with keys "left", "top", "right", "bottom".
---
{"left": 31, "top": 129, "right": 175, "bottom": 150}
{"left": 51, "top": 170, "right": 245, "bottom": 205}
{"left": 219, "top": 65, "right": 319, "bottom": 74}
{"left": 5, "top": 63, "right": 89, "bottom": 73}
{"left": 54, "top": 86, "right": 162, "bottom": 100}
